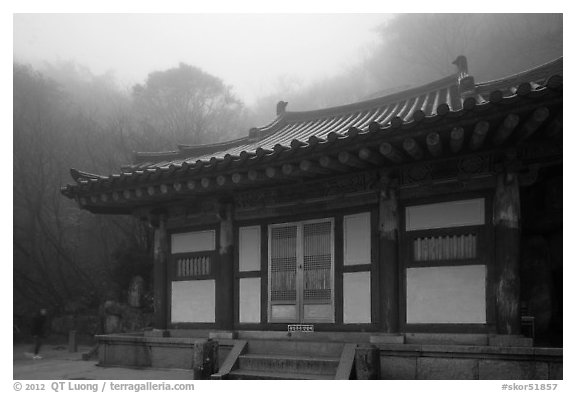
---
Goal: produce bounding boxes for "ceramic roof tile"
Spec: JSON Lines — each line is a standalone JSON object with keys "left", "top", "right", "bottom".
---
{"left": 62, "top": 56, "right": 563, "bottom": 199}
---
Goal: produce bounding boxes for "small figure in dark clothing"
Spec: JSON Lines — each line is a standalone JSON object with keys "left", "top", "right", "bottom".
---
{"left": 30, "top": 309, "right": 47, "bottom": 360}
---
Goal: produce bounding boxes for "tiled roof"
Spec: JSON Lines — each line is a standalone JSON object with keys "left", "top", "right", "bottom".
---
{"left": 131, "top": 73, "right": 464, "bottom": 169}
{"left": 62, "top": 57, "right": 563, "bottom": 205}
{"left": 130, "top": 57, "right": 562, "bottom": 170}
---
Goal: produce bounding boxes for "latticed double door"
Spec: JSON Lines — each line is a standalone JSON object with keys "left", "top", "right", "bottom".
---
{"left": 268, "top": 218, "right": 334, "bottom": 323}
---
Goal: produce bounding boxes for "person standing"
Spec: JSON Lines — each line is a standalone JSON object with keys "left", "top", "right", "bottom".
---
{"left": 30, "top": 308, "right": 47, "bottom": 360}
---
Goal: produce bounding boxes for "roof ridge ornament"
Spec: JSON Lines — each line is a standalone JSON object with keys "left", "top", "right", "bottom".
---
{"left": 276, "top": 100, "right": 288, "bottom": 116}
{"left": 453, "top": 55, "right": 476, "bottom": 98}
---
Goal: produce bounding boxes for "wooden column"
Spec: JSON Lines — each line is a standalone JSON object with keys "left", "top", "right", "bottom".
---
{"left": 152, "top": 214, "right": 169, "bottom": 329}
{"left": 378, "top": 176, "right": 399, "bottom": 333}
{"left": 216, "top": 202, "right": 235, "bottom": 330}
{"left": 494, "top": 172, "right": 521, "bottom": 335}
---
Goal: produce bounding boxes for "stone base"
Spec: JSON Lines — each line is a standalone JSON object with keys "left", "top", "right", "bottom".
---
{"left": 377, "top": 343, "right": 561, "bottom": 380}
{"left": 96, "top": 334, "right": 218, "bottom": 379}
{"left": 144, "top": 329, "right": 170, "bottom": 338}
{"left": 489, "top": 334, "right": 533, "bottom": 347}
{"left": 370, "top": 334, "right": 405, "bottom": 344}
{"left": 209, "top": 331, "right": 237, "bottom": 339}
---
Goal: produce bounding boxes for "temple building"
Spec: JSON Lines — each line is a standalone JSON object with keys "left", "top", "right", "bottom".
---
{"left": 61, "top": 56, "right": 562, "bottom": 379}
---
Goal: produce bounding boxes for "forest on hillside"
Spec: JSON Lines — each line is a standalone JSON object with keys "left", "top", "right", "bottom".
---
{"left": 13, "top": 14, "right": 562, "bottom": 332}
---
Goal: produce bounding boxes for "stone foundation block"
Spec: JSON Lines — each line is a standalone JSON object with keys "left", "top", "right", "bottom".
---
{"left": 144, "top": 329, "right": 170, "bottom": 338}
{"left": 380, "top": 356, "right": 417, "bottom": 379}
{"left": 370, "top": 334, "right": 405, "bottom": 344}
{"left": 549, "top": 363, "right": 563, "bottom": 380}
{"left": 479, "top": 360, "right": 548, "bottom": 379}
{"left": 417, "top": 357, "right": 478, "bottom": 379}
{"left": 209, "top": 331, "right": 236, "bottom": 339}
{"left": 489, "top": 335, "right": 533, "bottom": 347}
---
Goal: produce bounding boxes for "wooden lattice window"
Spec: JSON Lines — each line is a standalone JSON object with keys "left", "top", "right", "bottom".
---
{"left": 269, "top": 225, "right": 298, "bottom": 303}
{"left": 175, "top": 253, "right": 213, "bottom": 278}
{"left": 413, "top": 233, "right": 477, "bottom": 262}
{"left": 405, "top": 199, "right": 486, "bottom": 266}
{"left": 405, "top": 198, "right": 486, "bottom": 266}
{"left": 170, "top": 229, "right": 216, "bottom": 280}
{"left": 303, "top": 221, "right": 332, "bottom": 304}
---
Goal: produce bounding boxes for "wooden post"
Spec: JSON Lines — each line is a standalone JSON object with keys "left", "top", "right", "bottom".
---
{"left": 379, "top": 176, "right": 399, "bottom": 333}
{"left": 494, "top": 172, "right": 521, "bottom": 335}
{"left": 216, "top": 202, "right": 234, "bottom": 330}
{"left": 152, "top": 214, "right": 169, "bottom": 329}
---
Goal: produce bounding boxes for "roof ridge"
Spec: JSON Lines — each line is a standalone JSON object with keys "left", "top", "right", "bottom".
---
{"left": 281, "top": 73, "right": 459, "bottom": 122}
{"left": 476, "top": 57, "right": 562, "bottom": 90}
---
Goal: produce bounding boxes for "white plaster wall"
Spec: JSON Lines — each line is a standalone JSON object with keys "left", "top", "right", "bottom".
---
{"left": 239, "top": 277, "right": 261, "bottom": 323}
{"left": 239, "top": 226, "right": 261, "bottom": 272}
{"left": 343, "top": 271, "right": 371, "bottom": 323}
{"left": 406, "top": 265, "right": 486, "bottom": 324}
{"left": 343, "top": 212, "right": 371, "bottom": 265}
{"left": 406, "top": 198, "right": 485, "bottom": 231}
{"left": 171, "top": 280, "right": 215, "bottom": 323}
{"left": 171, "top": 230, "right": 215, "bottom": 254}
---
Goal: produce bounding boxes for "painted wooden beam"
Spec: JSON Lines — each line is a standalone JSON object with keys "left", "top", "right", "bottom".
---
{"left": 265, "top": 166, "right": 283, "bottom": 179}
{"left": 186, "top": 180, "right": 196, "bottom": 191}
{"left": 379, "top": 143, "right": 404, "bottom": 164}
{"left": 426, "top": 132, "right": 443, "bottom": 157}
{"left": 216, "top": 175, "right": 228, "bottom": 187}
{"left": 338, "top": 151, "right": 367, "bottom": 168}
{"left": 248, "top": 169, "right": 266, "bottom": 182}
{"left": 231, "top": 173, "right": 245, "bottom": 185}
{"left": 402, "top": 137, "right": 423, "bottom": 160}
{"left": 201, "top": 177, "right": 212, "bottom": 189}
{"left": 517, "top": 107, "right": 550, "bottom": 143}
{"left": 469, "top": 121, "right": 490, "bottom": 151}
{"left": 281, "top": 163, "right": 307, "bottom": 177}
{"left": 300, "top": 159, "right": 331, "bottom": 175}
{"left": 545, "top": 113, "right": 562, "bottom": 138}
{"left": 450, "top": 127, "right": 464, "bottom": 153}
{"left": 319, "top": 155, "right": 349, "bottom": 172}
{"left": 493, "top": 114, "right": 520, "bottom": 146}
{"left": 359, "top": 147, "right": 385, "bottom": 166}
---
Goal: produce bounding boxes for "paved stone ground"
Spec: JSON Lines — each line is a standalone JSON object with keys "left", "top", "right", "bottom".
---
{"left": 13, "top": 344, "right": 196, "bottom": 380}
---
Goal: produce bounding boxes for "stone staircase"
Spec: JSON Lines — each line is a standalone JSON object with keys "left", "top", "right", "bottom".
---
{"left": 223, "top": 340, "right": 350, "bottom": 380}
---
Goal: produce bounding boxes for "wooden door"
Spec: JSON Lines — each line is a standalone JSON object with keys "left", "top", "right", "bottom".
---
{"left": 268, "top": 219, "right": 334, "bottom": 323}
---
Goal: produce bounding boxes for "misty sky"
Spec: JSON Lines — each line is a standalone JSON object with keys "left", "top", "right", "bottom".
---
{"left": 14, "top": 13, "right": 392, "bottom": 105}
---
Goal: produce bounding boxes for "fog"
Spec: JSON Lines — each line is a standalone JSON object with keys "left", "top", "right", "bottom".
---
{"left": 14, "top": 14, "right": 390, "bottom": 105}
{"left": 12, "top": 12, "right": 563, "bottom": 332}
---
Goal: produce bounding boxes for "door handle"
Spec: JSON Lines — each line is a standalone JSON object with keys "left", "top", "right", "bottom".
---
{"left": 298, "top": 264, "right": 303, "bottom": 270}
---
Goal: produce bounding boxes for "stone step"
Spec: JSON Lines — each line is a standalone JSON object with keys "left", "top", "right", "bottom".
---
{"left": 227, "top": 369, "right": 333, "bottom": 380}
{"left": 247, "top": 340, "right": 344, "bottom": 357}
{"left": 238, "top": 353, "right": 339, "bottom": 375}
